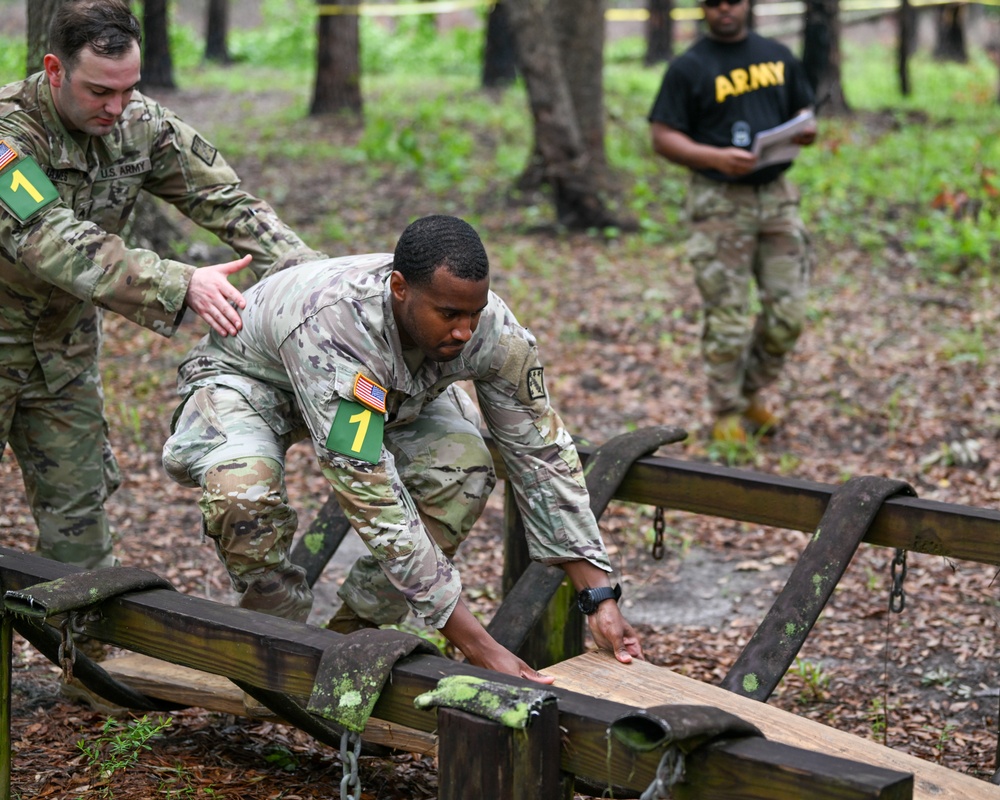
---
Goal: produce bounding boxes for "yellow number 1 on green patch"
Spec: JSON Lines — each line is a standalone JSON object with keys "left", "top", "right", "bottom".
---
{"left": 0, "top": 156, "right": 59, "bottom": 221}
{"left": 326, "top": 400, "right": 384, "bottom": 464}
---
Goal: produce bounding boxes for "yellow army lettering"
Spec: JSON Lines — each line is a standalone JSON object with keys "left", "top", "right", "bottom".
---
{"left": 715, "top": 61, "right": 786, "bottom": 103}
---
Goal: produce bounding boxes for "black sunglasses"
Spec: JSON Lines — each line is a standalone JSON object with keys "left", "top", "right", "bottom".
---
{"left": 703, "top": 0, "right": 744, "bottom": 7}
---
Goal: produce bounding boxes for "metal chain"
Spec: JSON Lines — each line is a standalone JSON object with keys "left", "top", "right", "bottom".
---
{"left": 651, "top": 506, "right": 666, "bottom": 561}
{"left": 640, "top": 746, "right": 685, "bottom": 800}
{"left": 889, "top": 548, "right": 908, "bottom": 613}
{"left": 58, "top": 615, "right": 76, "bottom": 683}
{"left": 339, "top": 729, "right": 362, "bottom": 800}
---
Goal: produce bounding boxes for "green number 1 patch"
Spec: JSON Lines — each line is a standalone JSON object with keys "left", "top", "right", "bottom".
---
{"left": 0, "top": 156, "right": 59, "bottom": 221}
{"left": 326, "top": 400, "right": 384, "bottom": 464}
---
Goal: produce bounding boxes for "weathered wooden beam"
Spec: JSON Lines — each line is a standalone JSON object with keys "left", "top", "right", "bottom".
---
{"left": 0, "top": 549, "right": 911, "bottom": 798}
{"left": 483, "top": 435, "right": 1000, "bottom": 566}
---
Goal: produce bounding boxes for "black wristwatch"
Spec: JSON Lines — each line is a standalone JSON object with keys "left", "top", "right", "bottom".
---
{"left": 576, "top": 583, "right": 622, "bottom": 615}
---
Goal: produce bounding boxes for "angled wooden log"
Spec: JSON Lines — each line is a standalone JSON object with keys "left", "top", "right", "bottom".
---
{"left": 0, "top": 548, "right": 911, "bottom": 799}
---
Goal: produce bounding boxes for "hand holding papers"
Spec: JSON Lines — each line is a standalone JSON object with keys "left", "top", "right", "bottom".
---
{"left": 751, "top": 110, "right": 815, "bottom": 171}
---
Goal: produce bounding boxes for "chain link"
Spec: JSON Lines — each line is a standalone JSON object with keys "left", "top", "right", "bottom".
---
{"left": 651, "top": 506, "right": 666, "bottom": 561}
{"left": 640, "top": 745, "right": 685, "bottom": 800}
{"left": 340, "top": 729, "right": 362, "bottom": 800}
{"left": 889, "top": 548, "right": 908, "bottom": 613}
{"left": 58, "top": 615, "right": 76, "bottom": 683}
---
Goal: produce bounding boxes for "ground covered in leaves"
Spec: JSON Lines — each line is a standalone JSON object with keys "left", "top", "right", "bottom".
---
{"left": 2, "top": 62, "right": 999, "bottom": 800}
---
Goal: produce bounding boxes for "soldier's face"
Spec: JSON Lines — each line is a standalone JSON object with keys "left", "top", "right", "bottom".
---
{"left": 44, "top": 42, "right": 141, "bottom": 136}
{"left": 390, "top": 266, "right": 490, "bottom": 363}
{"left": 702, "top": 0, "right": 750, "bottom": 42}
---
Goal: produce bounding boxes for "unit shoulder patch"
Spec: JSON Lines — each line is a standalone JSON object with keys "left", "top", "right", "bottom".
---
{"left": 526, "top": 366, "right": 546, "bottom": 400}
{"left": 0, "top": 151, "right": 59, "bottom": 221}
{"left": 191, "top": 135, "right": 217, "bottom": 166}
{"left": 326, "top": 400, "right": 384, "bottom": 464}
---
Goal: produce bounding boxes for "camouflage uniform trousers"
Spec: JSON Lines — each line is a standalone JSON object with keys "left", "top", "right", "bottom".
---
{"left": 685, "top": 172, "right": 811, "bottom": 416}
{"left": 0, "top": 360, "right": 121, "bottom": 568}
{"left": 162, "top": 383, "right": 495, "bottom": 625}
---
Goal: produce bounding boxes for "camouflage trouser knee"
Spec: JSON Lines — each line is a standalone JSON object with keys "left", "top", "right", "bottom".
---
{"left": 686, "top": 173, "right": 811, "bottom": 415}
{"left": 338, "top": 385, "right": 497, "bottom": 625}
{"left": 0, "top": 361, "right": 120, "bottom": 568}
{"left": 162, "top": 386, "right": 312, "bottom": 622}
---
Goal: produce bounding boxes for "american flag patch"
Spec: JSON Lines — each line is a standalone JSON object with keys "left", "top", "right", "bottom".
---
{"left": 353, "top": 373, "right": 387, "bottom": 414}
{"left": 0, "top": 140, "right": 18, "bottom": 172}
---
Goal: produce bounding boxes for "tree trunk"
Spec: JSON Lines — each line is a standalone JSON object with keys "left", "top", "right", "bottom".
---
{"left": 897, "top": 0, "right": 914, "bottom": 96}
{"left": 310, "top": 0, "right": 362, "bottom": 116}
{"left": 801, "top": 0, "right": 850, "bottom": 116}
{"left": 26, "top": 0, "right": 67, "bottom": 76}
{"left": 204, "top": 0, "right": 231, "bottom": 64}
{"left": 551, "top": 0, "right": 607, "bottom": 180}
{"left": 504, "top": 0, "right": 618, "bottom": 229}
{"left": 482, "top": 1, "right": 518, "bottom": 88}
{"left": 933, "top": 4, "right": 968, "bottom": 63}
{"left": 644, "top": 0, "right": 674, "bottom": 66}
{"left": 141, "top": 0, "right": 176, "bottom": 89}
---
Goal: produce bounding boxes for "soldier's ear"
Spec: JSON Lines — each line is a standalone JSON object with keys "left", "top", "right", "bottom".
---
{"left": 43, "top": 55, "right": 66, "bottom": 88}
{"left": 389, "top": 271, "right": 409, "bottom": 303}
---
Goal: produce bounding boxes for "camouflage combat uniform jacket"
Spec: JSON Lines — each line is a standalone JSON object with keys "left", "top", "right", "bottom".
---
{"left": 0, "top": 72, "right": 320, "bottom": 394}
{"left": 174, "top": 254, "right": 612, "bottom": 624}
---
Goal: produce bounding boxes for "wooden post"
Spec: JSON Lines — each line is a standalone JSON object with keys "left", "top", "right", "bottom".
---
{"left": 437, "top": 699, "right": 570, "bottom": 800}
{"left": 501, "top": 483, "right": 583, "bottom": 669}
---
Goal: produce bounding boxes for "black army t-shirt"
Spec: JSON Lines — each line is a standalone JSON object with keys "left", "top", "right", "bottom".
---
{"left": 648, "top": 31, "right": 814, "bottom": 185}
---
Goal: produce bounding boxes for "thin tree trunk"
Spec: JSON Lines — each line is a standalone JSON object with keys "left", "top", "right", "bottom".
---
{"left": 504, "top": 0, "right": 618, "bottom": 229}
{"left": 933, "top": 4, "right": 968, "bottom": 63}
{"left": 897, "top": 0, "right": 914, "bottom": 96}
{"left": 142, "top": 0, "right": 176, "bottom": 89}
{"left": 310, "top": 0, "right": 362, "bottom": 117}
{"left": 27, "top": 0, "right": 67, "bottom": 76}
{"left": 482, "top": 1, "right": 518, "bottom": 88}
{"left": 645, "top": 0, "right": 674, "bottom": 66}
{"left": 205, "top": 0, "right": 231, "bottom": 64}
{"left": 802, "top": 0, "right": 849, "bottom": 115}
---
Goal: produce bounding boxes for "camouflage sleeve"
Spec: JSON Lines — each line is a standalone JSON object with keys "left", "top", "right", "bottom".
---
{"left": 317, "top": 445, "right": 463, "bottom": 629}
{"left": 0, "top": 202, "right": 194, "bottom": 336}
{"left": 475, "top": 331, "right": 612, "bottom": 573}
{"left": 141, "top": 110, "right": 325, "bottom": 279}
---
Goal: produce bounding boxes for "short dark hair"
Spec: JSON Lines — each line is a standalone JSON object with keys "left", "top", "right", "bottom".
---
{"left": 49, "top": 0, "right": 142, "bottom": 70}
{"left": 393, "top": 215, "right": 489, "bottom": 287}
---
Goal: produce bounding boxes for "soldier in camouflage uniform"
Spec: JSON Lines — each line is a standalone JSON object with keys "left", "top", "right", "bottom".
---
{"left": 648, "top": 0, "right": 816, "bottom": 443}
{"left": 0, "top": 0, "right": 323, "bottom": 569}
{"left": 163, "top": 215, "right": 644, "bottom": 682}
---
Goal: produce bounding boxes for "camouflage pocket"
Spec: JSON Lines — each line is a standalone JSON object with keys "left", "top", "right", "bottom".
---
{"left": 161, "top": 386, "right": 229, "bottom": 487}
{"left": 687, "top": 177, "right": 738, "bottom": 223}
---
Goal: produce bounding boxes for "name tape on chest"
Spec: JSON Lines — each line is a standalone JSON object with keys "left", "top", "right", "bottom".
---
{"left": 0, "top": 141, "right": 59, "bottom": 222}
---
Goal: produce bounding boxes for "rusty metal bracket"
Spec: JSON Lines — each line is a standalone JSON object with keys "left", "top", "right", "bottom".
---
{"left": 720, "top": 475, "right": 916, "bottom": 702}
{"left": 488, "top": 425, "right": 687, "bottom": 653}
